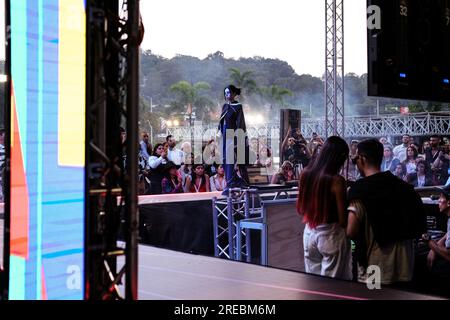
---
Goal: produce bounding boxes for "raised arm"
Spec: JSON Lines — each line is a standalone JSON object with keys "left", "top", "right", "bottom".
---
{"left": 281, "top": 126, "right": 292, "bottom": 153}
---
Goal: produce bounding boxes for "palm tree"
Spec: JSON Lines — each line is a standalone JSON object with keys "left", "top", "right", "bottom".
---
{"left": 260, "top": 85, "right": 293, "bottom": 112}
{"left": 228, "top": 68, "right": 258, "bottom": 99}
{"left": 169, "top": 81, "right": 212, "bottom": 121}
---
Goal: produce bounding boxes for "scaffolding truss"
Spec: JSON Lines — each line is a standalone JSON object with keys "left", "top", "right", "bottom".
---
{"left": 167, "top": 113, "right": 450, "bottom": 142}
{"left": 85, "top": 0, "right": 139, "bottom": 300}
{"left": 325, "top": 0, "right": 345, "bottom": 137}
{"left": 212, "top": 190, "right": 252, "bottom": 261}
{"left": 212, "top": 188, "right": 297, "bottom": 263}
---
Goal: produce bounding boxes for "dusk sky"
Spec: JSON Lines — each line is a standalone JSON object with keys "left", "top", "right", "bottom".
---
{"left": 1, "top": 0, "right": 368, "bottom": 76}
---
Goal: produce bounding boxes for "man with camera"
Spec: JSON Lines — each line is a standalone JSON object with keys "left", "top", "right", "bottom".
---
{"left": 281, "top": 128, "right": 312, "bottom": 169}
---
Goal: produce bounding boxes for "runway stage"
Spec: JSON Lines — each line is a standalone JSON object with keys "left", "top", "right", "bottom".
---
{"left": 135, "top": 245, "right": 442, "bottom": 300}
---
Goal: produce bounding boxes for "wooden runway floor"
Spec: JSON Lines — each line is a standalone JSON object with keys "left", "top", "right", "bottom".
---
{"left": 136, "top": 245, "right": 443, "bottom": 300}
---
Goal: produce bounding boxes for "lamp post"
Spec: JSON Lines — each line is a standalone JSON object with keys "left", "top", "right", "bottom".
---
{"left": 185, "top": 111, "right": 196, "bottom": 151}
{"left": 149, "top": 93, "right": 161, "bottom": 113}
{"left": 146, "top": 120, "right": 154, "bottom": 145}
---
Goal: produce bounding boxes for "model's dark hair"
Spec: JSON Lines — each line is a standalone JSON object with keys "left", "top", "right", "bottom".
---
{"left": 166, "top": 134, "right": 173, "bottom": 142}
{"left": 357, "top": 139, "right": 384, "bottom": 167}
{"left": 297, "top": 136, "right": 349, "bottom": 228}
{"left": 224, "top": 85, "right": 242, "bottom": 97}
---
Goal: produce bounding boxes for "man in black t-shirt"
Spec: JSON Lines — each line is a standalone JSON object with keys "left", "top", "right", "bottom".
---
{"left": 347, "top": 139, "right": 426, "bottom": 285}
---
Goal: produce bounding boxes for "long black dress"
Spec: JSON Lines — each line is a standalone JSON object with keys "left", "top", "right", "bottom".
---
{"left": 218, "top": 102, "right": 250, "bottom": 188}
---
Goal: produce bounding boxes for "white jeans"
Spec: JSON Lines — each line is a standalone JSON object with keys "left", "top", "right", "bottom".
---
{"left": 303, "top": 223, "right": 352, "bottom": 281}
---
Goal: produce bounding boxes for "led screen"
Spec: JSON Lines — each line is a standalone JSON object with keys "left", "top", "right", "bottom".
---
{"left": 8, "top": 0, "right": 86, "bottom": 300}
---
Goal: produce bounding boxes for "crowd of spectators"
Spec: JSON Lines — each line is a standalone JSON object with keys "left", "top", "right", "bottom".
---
{"left": 298, "top": 137, "right": 449, "bottom": 292}
{"left": 135, "top": 129, "right": 256, "bottom": 196}
{"left": 135, "top": 131, "right": 282, "bottom": 195}
{"left": 134, "top": 129, "right": 450, "bottom": 196}
{"left": 378, "top": 134, "right": 450, "bottom": 187}
{"left": 132, "top": 128, "right": 450, "bottom": 292}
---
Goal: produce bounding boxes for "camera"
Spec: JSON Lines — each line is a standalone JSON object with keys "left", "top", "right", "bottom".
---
{"left": 422, "top": 233, "right": 431, "bottom": 242}
{"left": 439, "top": 149, "right": 449, "bottom": 161}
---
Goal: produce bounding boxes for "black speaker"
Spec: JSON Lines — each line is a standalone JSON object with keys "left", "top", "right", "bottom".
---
{"left": 280, "top": 109, "right": 301, "bottom": 162}
{"left": 280, "top": 109, "right": 301, "bottom": 134}
{"left": 368, "top": 0, "right": 450, "bottom": 102}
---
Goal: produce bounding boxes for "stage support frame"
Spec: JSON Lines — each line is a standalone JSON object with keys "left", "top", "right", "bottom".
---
{"left": 85, "top": 0, "right": 140, "bottom": 300}
{"left": 212, "top": 188, "right": 296, "bottom": 263}
{"left": 325, "top": 0, "right": 345, "bottom": 137}
{"left": 212, "top": 190, "right": 252, "bottom": 261}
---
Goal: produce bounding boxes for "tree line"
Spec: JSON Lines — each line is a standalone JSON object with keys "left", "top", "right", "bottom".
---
{"left": 0, "top": 55, "right": 448, "bottom": 136}
{"left": 140, "top": 50, "right": 449, "bottom": 134}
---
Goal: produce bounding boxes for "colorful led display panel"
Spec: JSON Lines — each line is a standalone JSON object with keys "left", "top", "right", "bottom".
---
{"left": 8, "top": 0, "right": 86, "bottom": 300}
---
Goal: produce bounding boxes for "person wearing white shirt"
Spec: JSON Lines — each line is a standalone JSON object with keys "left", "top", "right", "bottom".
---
{"left": 140, "top": 132, "right": 151, "bottom": 162}
{"left": 166, "top": 135, "right": 185, "bottom": 165}
{"left": 393, "top": 134, "right": 410, "bottom": 163}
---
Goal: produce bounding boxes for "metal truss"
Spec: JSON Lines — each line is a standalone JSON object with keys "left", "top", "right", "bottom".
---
{"left": 85, "top": 0, "right": 139, "bottom": 300}
{"left": 302, "top": 113, "right": 450, "bottom": 138}
{"left": 212, "top": 188, "right": 296, "bottom": 263}
{"left": 325, "top": 0, "right": 345, "bottom": 137}
{"left": 167, "top": 113, "right": 450, "bottom": 143}
{"left": 212, "top": 190, "right": 253, "bottom": 261}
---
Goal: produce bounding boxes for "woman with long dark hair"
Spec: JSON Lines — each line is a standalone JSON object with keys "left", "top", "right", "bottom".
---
{"left": 186, "top": 164, "right": 211, "bottom": 193}
{"left": 297, "top": 136, "right": 352, "bottom": 280}
{"left": 210, "top": 164, "right": 227, "bottom": 192}
{"left": 403, "top": 146, "right": 419, "bottom": 175}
